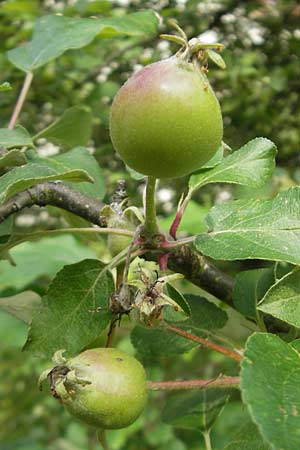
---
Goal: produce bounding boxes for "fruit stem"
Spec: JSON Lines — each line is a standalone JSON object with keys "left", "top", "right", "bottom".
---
{"left": 143, "top": 177, "right": 160, "bottom": 240}
{"left": 97, "top": 429, "right": 109, "bottom": 450}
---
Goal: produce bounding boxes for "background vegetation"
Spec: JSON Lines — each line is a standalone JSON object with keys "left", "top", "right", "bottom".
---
{"left": 1, "top": 1, "right": 300, "bottom": 449}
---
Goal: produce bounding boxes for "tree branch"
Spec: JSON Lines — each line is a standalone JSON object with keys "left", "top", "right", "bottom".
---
{"left": 0, "top": 182, "right": 235, "bottom": 306}
{"left": 0, "top": 182, "right": 107, "bottom": 226}
{"left": 166, "top": 245, "right": 234, "bottom": 306}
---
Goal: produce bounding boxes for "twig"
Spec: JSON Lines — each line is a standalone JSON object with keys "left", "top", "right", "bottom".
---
{"left": 0, "top": 182, "right": 106, "bottom": 226}
{"left": 105, "top": 265, "right": 124, "bottom": 348}
{"left": 203, "top": 431, "right": 212, "bottom": 450}
{"left": 165, "top": 324, "right": 243, "bottom": 362}
{"left": 105, "top": 316, "right": 119, "bottom": 348}
{"left": 169, "top": 191, "right": 191, "bottom": 239}
{"left": 147, "top": 376, "right": 240, "bottom": 391}
{"left": 8, "top": 72, "right": 34, "bottom": 129}
{"left": 0, "top": 183, "right": 235, "bottom": 307}
{"left": 165, "top": 244, "right": 234, "bottom": 306}
{"left": 0, "top": 227, "right": 134, "bottom": 255}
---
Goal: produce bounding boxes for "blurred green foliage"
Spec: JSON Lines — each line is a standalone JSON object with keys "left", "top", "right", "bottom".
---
{"left": 0, "top": 0, "right": 299, "bottom": 449}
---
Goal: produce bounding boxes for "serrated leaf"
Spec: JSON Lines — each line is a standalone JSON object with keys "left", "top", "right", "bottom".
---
{"left": 0, "top": 162, "right": 93, "bottom": 203}
{"left": 7, "top": 12, "right": 159, "bottom": 72}
{"left": 195, "top": 187, "right": 300, "bottom": 265}
{"left": 0, "top": 291, "right": 41, "bottom": 324}
{"left": 189, "top": 138, "right": 276, "bottom": 192}
{"left": 241, "top": 333, "right": 300, "bottom": 450}
{"left": 0, "top": 82, "right": 12, "bottom": 92}
{"left": 34, "top": 106, "right": 93, "bottom": 149}
{"left": 0, "top": 235, "right": 96, "bottom": 291}
{"left": 0, "top": 126, "right": 33, "bottom": 149}
{"left": 162, "top": 389, "right": 229, "bottom": 431}
{"left": 24, "top": 259, "right": 114, "bottom": 358}
{"left": 224, "top": 422, "right": 271, "bottom": 450}
{"left": 131, "top": 325, "right": 197, "bottom": 358}
{"left": 258, "top": 268, "right": 300, "bottom": 327}
{"left": 206, "top": 49, "right": 226, "bottom": 69}
{"left": 233, "top": 268, "right": 275, "bottom": 319}
{"left": 27, "top": 146, "right": 105, "bottom": 200}
{"left": 0, "top": 148, "right": 27, "bottom": 169}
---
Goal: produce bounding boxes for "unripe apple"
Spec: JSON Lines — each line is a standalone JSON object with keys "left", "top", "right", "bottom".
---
{"left": 44, "top": 348, "right": 147, "bottom": 429}
{"left": 109, "top": 56, "right": 223, "bottom": 179}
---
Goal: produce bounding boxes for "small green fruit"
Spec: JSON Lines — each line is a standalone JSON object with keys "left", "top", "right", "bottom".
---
{"left": 47, "top": 348, "right": 147, "bottom": 429}
{"left": 109, "top": 56, "right": 223, "bottom": 179}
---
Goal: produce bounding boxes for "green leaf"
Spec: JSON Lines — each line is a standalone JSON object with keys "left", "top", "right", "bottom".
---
{"left": 162, "top": 389, "right": 229, "bottom": 431}
{"left": 195, "top": 187, "right": 300, "bottom": 265}
{"left": 201, "top": 143, "right": 224, "bottom": 169}
{"left": 291, "top": 338, "right": 300, "bottom": 353}
{"left": 0, "top": 82, "right": 12, "bottom": 92}
{"left": 0, "top": 235, "right": 96, "bottom": 291}
{"left": 258, "top": 268, "right": 300, "bottom": 327}
{"left": 7, "top": 11, "right": 159, "bottom": 72}
{"left": 53, "top": 147, "right": 105, "bottom": 200}
{"left": 0, "top": 291, "right": 41, "bottom": 324}
{"left": 0, "top": 162, "right": 93, "bottom": 203}
{"left": 126, "top": 165, "right": 145, "bottom": 180}
{"left": 241, "top": 333, "right": 300, "bottom": 450}
{"left": 172, "top": 294, "right": 228, "bottom": 331}
{"left": 27, "top": 146, "right": 105, "bottom": 200}
{"left": 233, "top": 268, "right": 275, "bottom": 319}
{"left": 0, "top": 126, "right": 33, "bottom": 149}
{"left": 0, "top": 148, "right": 27, "bottom": 169}
{"left": 206, "top": 49, "right": 226, "bottom": 69}
{"left": 224, "top": 422, "right": 271, "bottom": 450}
{"left": 34, "top": 106, "right": 93, "bottom": 150}
{"left": 131, "top": 325, "right": 197, "bottom": 358}
{"left": 189, "top": 138, "right": 276, "bottom": 192}
{"left": 165, "top": 283, "right": 190, "bottom": 316}
{"left": 0, "top": 216, "right": 13, "bottom": 238}
{"left": 24, "top": 259, "right": 114, "bottom": 358}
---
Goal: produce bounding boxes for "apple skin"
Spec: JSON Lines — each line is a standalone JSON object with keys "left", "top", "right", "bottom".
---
{"left": 54, "top": 348, "right": 147, "bottom": 429}
{"left": 109, "top": 56, "right": 223, "bottom": 179}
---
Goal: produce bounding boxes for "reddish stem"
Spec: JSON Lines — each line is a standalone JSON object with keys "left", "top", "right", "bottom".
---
{"left": 158, "top": 252, "right": 169, "bottom": 271}
{"left": 169, "top": 205, "right": 184, "bottom": 240}
{"left": 165, "top": 324, "right": 243, "bottom": 362}
{"left": 105, "top": 321, "right": 116, "bottom": 348}
{"left": 148, "top": 376, "right": 240, "bottom": 391}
